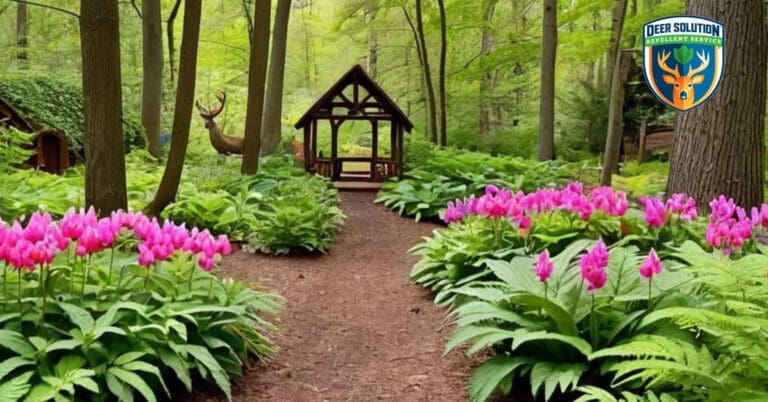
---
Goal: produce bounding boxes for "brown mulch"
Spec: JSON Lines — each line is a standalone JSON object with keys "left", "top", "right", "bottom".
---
{"left": 209, "top": 192, "right": 477, "bottom": 402}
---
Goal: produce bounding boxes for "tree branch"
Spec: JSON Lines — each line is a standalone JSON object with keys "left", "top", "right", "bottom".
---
{"left": 7, "top": 0, "right": 79, "bottom": 18}
{"left": 127, "top": 0, "right": 142, "bottom": 18}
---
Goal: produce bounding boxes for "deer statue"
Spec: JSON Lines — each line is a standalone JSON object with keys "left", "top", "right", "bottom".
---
{"left": 658, "top": 49, "right": 710, "bottom": 110}
{"left": 195, "top": 92, "right": 244, "bottom": 155}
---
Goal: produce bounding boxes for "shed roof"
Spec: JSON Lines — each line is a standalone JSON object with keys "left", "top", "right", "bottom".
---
{"left": 294, "top": 65, "right": 413, "bottom": 131}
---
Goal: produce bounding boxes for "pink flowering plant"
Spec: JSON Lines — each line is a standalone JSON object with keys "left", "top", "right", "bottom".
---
{"left": 416, "top": 183, "right": 768, "bottom": 401}
{"left": 445, "top": 239, "right": 691, "bottom": 401}
{"left": 0, "top": 208, "right": 282, "bottom": 401}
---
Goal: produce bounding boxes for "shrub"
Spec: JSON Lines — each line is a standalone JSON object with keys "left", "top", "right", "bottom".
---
{"left": 0, "top": 209, "right": 281, "bottom": 401}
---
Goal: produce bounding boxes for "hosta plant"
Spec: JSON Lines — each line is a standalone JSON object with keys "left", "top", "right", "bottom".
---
{"left": 0, "top": 209, "right": 281, "bottom": 401}
{"left": 446, "top": 241, "right": 692, "bottom": 401}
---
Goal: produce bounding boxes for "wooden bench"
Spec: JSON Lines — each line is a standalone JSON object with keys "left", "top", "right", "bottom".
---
{"left": 638, "top": 119, "right": 675, "bottom": 162}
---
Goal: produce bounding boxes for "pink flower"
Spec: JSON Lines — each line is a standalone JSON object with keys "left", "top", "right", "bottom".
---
{"left": 638, "top": 248, "right": 662, "bottom": 279}
{"left": 138, "top": 244, "right": 155, "bottom": 267}
{"left": 710, "top": 196, "right": 736, "bottom": 222}
{"left": 666, "top": 193, "right": 697, "bottom": 221}
{"left": 589, "top": 187, "right": 628, "bottom": 216}
{"left": 76, "top": 227, "right": 101, "bottom": 256}
{"left": 96, "top": 218, "right": 116, "bottom": 248}
{"left": 215, "top": 235, "right": 232, "bottom": 256}
{"left": 639, "top": 197, "right": 667, "bottom": 228}
{"left": 198, "top": 255, "right": 215, "bottom": 271}
{"left": 534, "top": 250, "right": 554, "bottom": 282}
{"left": 580, "top": 240, "right": 609, "bottom": 292}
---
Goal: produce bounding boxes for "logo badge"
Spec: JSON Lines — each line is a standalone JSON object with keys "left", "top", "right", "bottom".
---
{"left": 643, "top": 16, "right": 725, "bottom": 112}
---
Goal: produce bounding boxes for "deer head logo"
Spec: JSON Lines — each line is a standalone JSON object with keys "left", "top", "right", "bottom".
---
{"left": 642, "top": 16, "right": 725, "bottom": 112}
{"left": 657, "top": 49, "right": 710, "bottom": 110}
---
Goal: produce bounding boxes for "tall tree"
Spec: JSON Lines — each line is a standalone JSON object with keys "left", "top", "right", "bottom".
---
{"left": 142, "top": 0, "right": 164, "bottom": 158}
{"left": 80, "top": 0, "right": 127, "bottom": 214}
{"left": 166, "top": 0, "right": 182, "bottom": 83}
{"left": 600, "top": 0, "right": 629, "bottom": 185}
{"left": 667, "top": 0, "right": 767, "bottom": 208}
{"left": 600, "top": 51, "right": 633, "bottom": 185}
{"left": 537, "top": 0, "right": 557, "bottom": 161}
{"left": 436, "top": 0, "right": 448, "bottom": 146}
{"left": 261, "top": 0, "right": 292, "bottom": 155}
{"left": 407, "top": 0, "right": 438, "bottom": 144}
{"left": 478, "top": 0, "right": 498, "bottom": 138}
{"left": 365, "top": 0, "right": 378, "bottom": 79}
{"left": 606, "top": 0, "right": 629, "bottom": 85}
{"left": 16, "top": 2, "right": 27, "bottom": 68}
{"left": 146, "top": 0, "right": 202, "bottom": 216}
{"left": 241, "top": 0, "right": 271, "bottom": 174}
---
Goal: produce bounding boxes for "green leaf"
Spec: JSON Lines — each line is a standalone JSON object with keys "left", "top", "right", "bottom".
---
{"left": 511, "top": 331, "right": 592, "bottom": 357}
{"left": 54, "top": 356, "right": 86, "bottom": 377}
{"left": 158, "top": 348, "right": 191, "bottom": 392}
{"left": 183, "top": 344, "right": 232, "bottom": 401}
{"left": 0, "top": 330, "right": 35, "bottom": 357}
{"left": 0, "top": 357, "right": 34, "bottom": 382}
{"left": 105, "top": 373, "right": 133, "bottom": 402}
{"left": 468, "top": 355, "right": 534, "bottom": 402}
{"left": 107, "top": 367, "right": 156, "bottom": 402}
{"left": 0, "top": 371, "right": 33, "bottom": 402}
{"left": 57, "top": 303, "right": 95, "bottom": 334}
{"left": 23, "top": 384, "right": 57, "bottom": 402}
{"left": 113, "top": 352, "right": 146, "bottom": 366}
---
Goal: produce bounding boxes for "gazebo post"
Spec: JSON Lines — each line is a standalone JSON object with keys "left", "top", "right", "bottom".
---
{"left": 371, "top": 119, "right": 378, "bottom": 181}
{"left": 311, "top": 118, "right": 318, "bottom": 167}
{"left": 397, "top": 124, "right": 404, "bottom": 176}
{"left": 390, "top": 122, "right": 397, "bottom": 176}
{"left": 331, "top": 119, "right": 339, "bottom": 180}
{"left": 303, "top": 125, "right": 311, "bottom": 171}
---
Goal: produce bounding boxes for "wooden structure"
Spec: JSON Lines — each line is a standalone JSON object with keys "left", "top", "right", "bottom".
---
{"left": 0, "top": 98, "right": 71, "bottom": 174}
{"left": 295, "top": 65, "right": 413, "bottom": 182}
{"left": 638, "top": 119, "right": 675, "bottom": 162}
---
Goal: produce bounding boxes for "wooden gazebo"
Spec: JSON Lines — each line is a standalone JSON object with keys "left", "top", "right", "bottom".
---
{"left": 295, "top": 65, "right": 413, "bottom": 182}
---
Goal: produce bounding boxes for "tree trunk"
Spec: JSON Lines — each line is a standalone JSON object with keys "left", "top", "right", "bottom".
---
{"left": 241, "top": 0, "right": 271, "bottom": 174}
{"left": 167, "top": 0, "right": 182, "bottom": 83}
{"left": 145, "top": 0, "right": 202, "bottom": 216}
{"left": 415, "top": 0, "right": 438, "bottom": 144}
{"left": 600, "top": 51, "right": 633, "bottom": 186}
{"left": 437, "top": 0, "right": 448, "bottom": 147}
{"left": 261, "top": 0, "right": 291, "bottom": 155}
{"left": 142, "top": 0, "right": 164, "bottom": 158}
{"left": 606, "top": 0, "right": 628, "bottom": 85}
{"left": 365, "top": 0, "right": 378, "bottom": 79}
{"left": 537, "top": 0, "right": 557, "bottom": 161}
{"left": 16, "top": 2, "right": 27, "bottom": 69}
{"left": 80, "top": 0, "right": 127, "bottom": 214}
{"left": 478, "top": 0, "right": 498, "bottom": 138}
{"left": 667, "top": 0, "right": 767, "bottom": 209}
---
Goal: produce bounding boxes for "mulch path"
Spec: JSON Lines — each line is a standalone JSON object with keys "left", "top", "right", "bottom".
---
{"left": 209, "top": 192, "right": 476, "bottom": 401}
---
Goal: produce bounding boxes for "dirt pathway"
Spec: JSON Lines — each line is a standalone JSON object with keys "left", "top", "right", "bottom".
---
{"left": 219, "top": 192, "right": 473, "bottom": 402}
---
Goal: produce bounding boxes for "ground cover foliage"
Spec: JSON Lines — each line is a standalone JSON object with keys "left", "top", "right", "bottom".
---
{"left": 410, "top": 181, "right": 768, "bottom": 401}
{"left": 0, "top": 209, "right": 281, "bottom": 401}
{"left": 0, "top": 129, "right": 345, "bottom": 256}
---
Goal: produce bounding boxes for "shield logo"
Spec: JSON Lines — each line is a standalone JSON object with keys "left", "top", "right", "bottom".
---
{"left": 643, "top": 16, "right": 725, "bottom": 112}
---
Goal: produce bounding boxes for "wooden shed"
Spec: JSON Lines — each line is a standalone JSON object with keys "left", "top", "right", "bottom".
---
{"left": 0, "top": 97, "right": 71, "bottom": 175}
{"left": 295, "top": 65, "right": 413, "bottom": 182}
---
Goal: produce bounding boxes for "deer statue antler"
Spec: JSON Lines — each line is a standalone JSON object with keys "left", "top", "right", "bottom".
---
{"left": 657, "top": 50, "right": 680, "bottom": 78}
{"left": 195, "top": 92, "right": 227, "bottom": 119}
{"left": 687, "top": 51, "right": 710, "bottom": 78}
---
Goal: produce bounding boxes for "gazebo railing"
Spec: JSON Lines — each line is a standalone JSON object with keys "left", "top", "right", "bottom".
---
{"left": 310, "top": 157, "right": 401, "bottom": 181}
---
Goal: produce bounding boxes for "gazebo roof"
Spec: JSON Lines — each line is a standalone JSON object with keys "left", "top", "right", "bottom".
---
{"left": 294, "top": 65, "right": 413, "bottom": 132}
